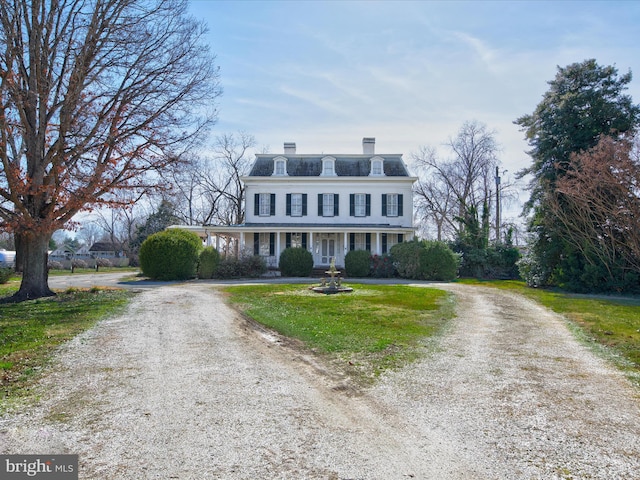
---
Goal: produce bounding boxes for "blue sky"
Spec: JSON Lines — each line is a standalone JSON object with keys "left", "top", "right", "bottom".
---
{"left": 190, "top": 0, "right": 640, "bottom": 218}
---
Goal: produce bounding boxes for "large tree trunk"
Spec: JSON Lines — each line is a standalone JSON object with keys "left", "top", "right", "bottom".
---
{"left": 7, "top": 232, "right": 55, "bottom": 302}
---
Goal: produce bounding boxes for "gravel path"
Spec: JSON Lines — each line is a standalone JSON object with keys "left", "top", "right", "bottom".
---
{"left": 1, "top": 282, "right": 639, "bottom": 479}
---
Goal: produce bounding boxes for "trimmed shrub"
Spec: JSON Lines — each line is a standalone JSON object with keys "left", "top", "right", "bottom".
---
{"left": 0, "top": 267, "right": 12, "bottom": 284}
{"left": 279, "top": 247, "right": 313, "bottom": 277}
{"left": 371, "top": 253, "right": 396, "bottom": 278}
{"left": 390, "top": 240, "right": 459, "bottom": 281}
{"left": 213, "top": 254, "right": 267, "bottom": 279}
{"left": 198, "top": 247, "right": 220, "bottom": 279}
{"left": 345, "top": 249, "right": 371, "bottom": 277}
{"left": 421, "top": 241, "right": 460, "bottom": 281}
{"left": 139, "top": 228, "right": 203, "bottom": 280}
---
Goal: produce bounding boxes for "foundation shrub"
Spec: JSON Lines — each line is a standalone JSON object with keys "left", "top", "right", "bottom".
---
{"left": 345, "top": 249, "right": 371, "bottom": 277}
{"left": 198, "top": 247, "right": 221, "bottom": 279}
{"left": 279, "top": 247, "right": 313, "bottom": 277}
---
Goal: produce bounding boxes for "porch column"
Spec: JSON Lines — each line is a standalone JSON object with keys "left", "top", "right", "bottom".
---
{"left": 343, "top": 232, "right": 349, "bottom": 256}
{"left": 239, "top": 232, "right": 245, "bottom": 256}
{"left": 308, "top": 231, "right": 313, "bottom": 253}
{"left": 276, "top": 232, "right": 281, "bottom": 267}
{"left": 376, "top": 232, "right": 381, "bottom": 255}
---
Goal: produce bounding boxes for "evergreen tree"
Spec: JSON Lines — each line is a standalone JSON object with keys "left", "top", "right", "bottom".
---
{"left": 515, "top": 59, "right": 640, "bottom": 288}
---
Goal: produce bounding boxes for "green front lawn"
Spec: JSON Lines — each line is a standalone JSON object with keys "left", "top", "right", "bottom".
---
{"left": 223, "top": 283, "right": 454, "bottom": 383}
{"left": 1, "top": 283, "right": 134, "bottom": 410}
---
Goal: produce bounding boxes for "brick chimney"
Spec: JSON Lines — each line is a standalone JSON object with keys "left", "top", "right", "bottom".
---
{"left": 284, "top": 142, "right": 296, "bottom": 154}
{"left": 363, "top": 137, "right": 375, "bottom": 154}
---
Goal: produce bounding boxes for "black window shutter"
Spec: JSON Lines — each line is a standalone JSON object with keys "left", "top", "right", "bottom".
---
{"left": 382, "top": 233, "right": 388, "bottom": 254}
{"left": 366, "top": 233, "right": 371, "bottom": 251}
{"left": 349, "top": 194, "right": 355, "bottom": 216}
{"left": 270, "top": 194, "right": 276, "bottom": 216}
{"left": 302, "top": 233, "right": 308, "bottom": 249}
{"left": 398, "top": 194, "right": 404, "bottom": 217}
{"left": 269, "top": 233, "right": 275, "bottom": 256}
{"left": 285, "top": 233, "right": 291, "bottom": 248}
{"left": 398, "top": 233, "right": 404, "bottom": 243}
{"left": 333, "top": 194, "right": 339, "bottom": 216}
{"left": 253, "top": 233, "right": 259, "bottom": 255}
{"left": 254, "top": 194, "right": 259, "bottom": 216}
{"left": 286, "top": 194, "right": 291, "bottom": 216}
{"left": 318, "top": 194, "right": 323, "bottom": 216}
{"left": 382, "top": 194, "right": 387, "bottom": 216}
{"left": 302, "top": 194, "right": 307, "bottom": 216}
{"left": 349, "top": 233, "right": 355, "bottom": 251}
{"left": 366, "top": 194, "right": 371, "bottom": 216}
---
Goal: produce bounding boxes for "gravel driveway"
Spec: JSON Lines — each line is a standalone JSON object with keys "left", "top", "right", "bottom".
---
{"left": 1, "top": 282, "right": 639, "bottom": 479}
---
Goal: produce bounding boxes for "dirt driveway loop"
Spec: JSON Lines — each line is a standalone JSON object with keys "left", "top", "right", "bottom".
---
{"left": 1, "top": 281, "right": 639, "bottom": 479}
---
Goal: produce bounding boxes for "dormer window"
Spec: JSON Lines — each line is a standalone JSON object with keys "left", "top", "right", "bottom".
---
{"left": 370, "top": 157, "right": 384, "bottom": 176}
{"left": 321, "top": 156, "right": 336, "bottom": 176}
{"left": 273, "top": 156, "right": 287, "bottom": 176}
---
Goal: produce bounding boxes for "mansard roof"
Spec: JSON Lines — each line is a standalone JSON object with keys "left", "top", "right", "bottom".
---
{"left": 248, "top": 154, "right": 410, "bottom": 177}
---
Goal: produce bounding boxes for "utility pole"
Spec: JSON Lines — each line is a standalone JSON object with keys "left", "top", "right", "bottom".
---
{"left": 495, "top": 166, "right": 501, "bottom": 244}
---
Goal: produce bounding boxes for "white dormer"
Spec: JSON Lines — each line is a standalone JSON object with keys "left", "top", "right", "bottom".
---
{"left": 272, "top": 156, "right": 288, "bottom": 176}
{"left": 370, "top": 156, "right": 385, "bottom": 176}
{"left": 321, "top": 156, "right": 337, "bottom": 176}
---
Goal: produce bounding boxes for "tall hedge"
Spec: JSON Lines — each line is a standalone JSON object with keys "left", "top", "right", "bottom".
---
{"left": 198, "top": 246, "right": 221, "bottom": 279}
{"left": 345, "top": 249, "right": 371, "bottom": 277}
{"left": 390, "top": 240, "right": 459, "bottom": 281}
{"left": 139, "top": 228, "right": 203, "bottom": 280}
{"left": 279, "top": 247, "right": 313, "bottom": 277}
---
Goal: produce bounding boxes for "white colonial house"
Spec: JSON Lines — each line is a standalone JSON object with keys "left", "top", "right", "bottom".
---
{"left": 173, "top": 138, "right": 417, "bottom": 270}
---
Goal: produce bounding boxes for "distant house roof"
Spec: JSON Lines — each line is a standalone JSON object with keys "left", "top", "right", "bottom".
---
{"left": 89, "top": 242, "right": 123, "bottom": 252}
{"left": 248, "top": 155, "right": 410, "bottom": 177}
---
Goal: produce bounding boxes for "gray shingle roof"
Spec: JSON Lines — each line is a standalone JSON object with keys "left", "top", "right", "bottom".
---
{"left": 248, "top": 155, "right": 410, "bottom": 177}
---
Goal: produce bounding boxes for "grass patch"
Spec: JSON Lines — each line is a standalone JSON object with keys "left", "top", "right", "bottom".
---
{"left": 0, "top": 285, "right": 135, "bottom": 409}
{"left": 457, "top": 278, "right": 640, "bottom": 385}
{"left": 223, "top": 284, "right": 454, "bottom": 383}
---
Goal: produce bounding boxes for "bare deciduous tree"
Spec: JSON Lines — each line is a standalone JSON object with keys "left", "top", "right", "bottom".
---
{"left": 551, "top": 135, "right": 640, "bottom": 278}
{"left": 412, "top": 121, "right": 500, "bottom": 241}
{"left": 0, "top": 0, "right": 221, "bottom": 301}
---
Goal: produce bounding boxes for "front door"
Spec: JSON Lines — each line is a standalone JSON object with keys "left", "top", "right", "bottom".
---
{"left": 315, "top": 233, "right": 342, "bottom": 266}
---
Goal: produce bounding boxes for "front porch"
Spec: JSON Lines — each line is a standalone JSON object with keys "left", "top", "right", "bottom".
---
{"left": 168, "top": 224, "right": 415, "bottom": 270}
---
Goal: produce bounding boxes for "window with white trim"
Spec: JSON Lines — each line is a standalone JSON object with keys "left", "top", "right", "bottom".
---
{"left": 353, "top": 233, "right": 367, "bottom": 250}
{"left": 289, "top": 233, "right": 303, "bottom": 248}
{"left": 322, "top": 157, "right": 336, "bottom": 176}
{"left": 259, "top": 232, "right": 271, "bottom": 256}
{"left": 323, "top": 193, "right": 334, "bottom": 216}
{"left": 371, "top": 158, "right": 383, "bottom": 176}
{"left": 274, "top": 159, "right": 286, "bottom": 175}
{"left": 290, "top": 193, "right": 303, "bottom": 217}
{"left": 259, "top": 193, "right": 271, "bottom": 216}
{"left": 386, "top": 194, "right": 399, "bottom": 217}
{"left": 354, "top": 193, "right": 366, "bottom": 217}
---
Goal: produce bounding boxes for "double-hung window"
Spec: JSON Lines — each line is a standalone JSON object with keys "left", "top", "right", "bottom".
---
{"left": 382, "top": 193, "right": 403, "bottom": 217}
{"left": 350, "top": 193, "right": 371, "bottom": 217}
{"left": 318, "top": 193, "right": 339, "bottom": 217}
{"left": 255, "top": 193, "right": 275, "bottom": 217}
{"left": 286, "top": 193, "right": 307, "bottom": 217}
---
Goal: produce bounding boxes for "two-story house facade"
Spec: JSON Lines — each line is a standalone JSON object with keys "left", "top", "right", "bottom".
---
{"left": 173, "top": 138, "right": 417, "bottom": 270}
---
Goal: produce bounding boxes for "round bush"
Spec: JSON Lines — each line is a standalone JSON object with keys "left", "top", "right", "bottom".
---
{"left": 345, "top": 249, "right": 371, "bottom": 277}
{"left": 391, "top": 240, "right": 459, "bottom": 281}
{"left": 139, "top": 228, "right": 203, "bottom": 280}
{"left": 198, "top": 247, "right": 220, "bottom": 279}
{"left": 279, "top": 247, "right": 313, "bottom": 277}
